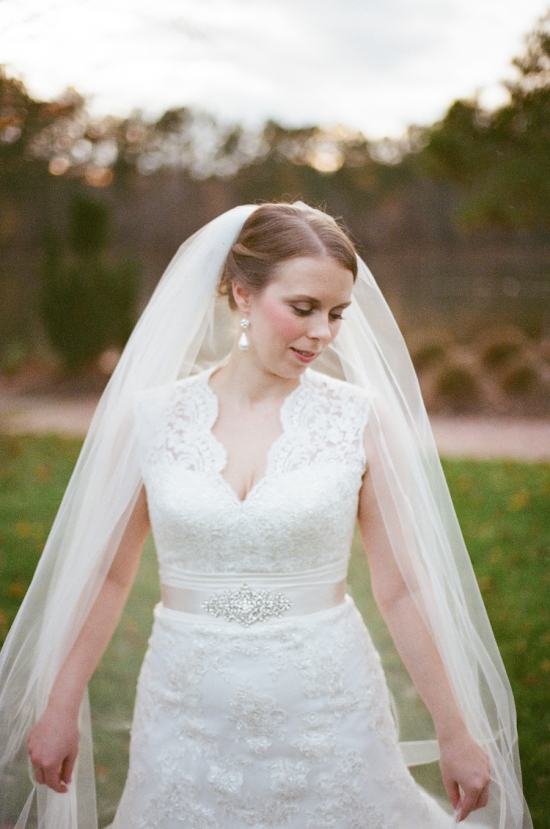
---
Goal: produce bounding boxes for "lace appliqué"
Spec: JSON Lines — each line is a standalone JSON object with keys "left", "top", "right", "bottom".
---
{"left": 134, "top": 369, "right": 371, "bottom": 575}
{"left": 114, "top": 373, "right": 452, "bottom": 829}
{"left": 112, "top": 601, "right": 435, "bottom": 829}
{"left": 229, "top": 684, "right": 287, "bottom": 755}
{"left": 274, "top": 370, "right": 368, "bottom": 477}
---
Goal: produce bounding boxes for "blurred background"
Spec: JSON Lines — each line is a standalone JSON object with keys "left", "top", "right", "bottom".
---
{"left": 0, "top": 3, "right": 550, "bottom": 826}
{"left": 0, "top": 0, "right": 549, "bottom": 415}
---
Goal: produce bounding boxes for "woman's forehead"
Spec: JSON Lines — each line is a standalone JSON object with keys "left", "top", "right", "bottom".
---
{"left": 270, "top": 256, "right": 354, "bottom": 292}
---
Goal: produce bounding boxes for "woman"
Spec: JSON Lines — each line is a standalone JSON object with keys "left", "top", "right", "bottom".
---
{"left": 0, "top": 203, "right": 530, "bottom": 829}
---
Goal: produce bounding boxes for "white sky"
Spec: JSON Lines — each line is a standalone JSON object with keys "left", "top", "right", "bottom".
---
{"left": 0, "top": 0, "right": 548, "bottom": 138}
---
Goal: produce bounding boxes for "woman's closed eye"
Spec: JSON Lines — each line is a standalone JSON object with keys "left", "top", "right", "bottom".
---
{"left": 291, "top": 306, "right": 346, "bottom": 320}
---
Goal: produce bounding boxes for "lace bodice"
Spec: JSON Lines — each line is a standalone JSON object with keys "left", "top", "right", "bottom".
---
{"left": 116, "top": 370, "right": 453, "bottom": 829}
{"left": 135, "top": 368, "right": 370, "bottom": 579}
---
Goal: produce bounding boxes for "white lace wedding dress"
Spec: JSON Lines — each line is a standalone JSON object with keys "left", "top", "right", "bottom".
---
{"left": 111, "top": 368, "right": 455, "bottom": 829}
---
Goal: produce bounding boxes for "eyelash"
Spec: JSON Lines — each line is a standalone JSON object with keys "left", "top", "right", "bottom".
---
{"left": 291, "top": 307, "right": 345, "bottom": 321}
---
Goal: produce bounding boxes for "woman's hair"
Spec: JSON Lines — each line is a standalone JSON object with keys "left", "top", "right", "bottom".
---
{"left": 219, "top": 203, "right": 358, "bottom": 309}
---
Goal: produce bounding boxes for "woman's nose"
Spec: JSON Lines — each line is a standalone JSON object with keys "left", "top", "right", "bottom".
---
{"left": 307, "top": 314, "right": 332, "bottom": 342}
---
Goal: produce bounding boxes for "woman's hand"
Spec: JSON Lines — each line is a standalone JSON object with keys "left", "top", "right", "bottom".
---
{"left": 438, "top": 728, "right": 491, "bottom": 821}
{"left": 25, "top": 489, "right": 150, "bottom": 794}
{"left": 27, "top": 706, "right": 79, "bottom": 793}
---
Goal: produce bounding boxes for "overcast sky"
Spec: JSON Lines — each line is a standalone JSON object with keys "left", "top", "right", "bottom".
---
{"left": 0, "top": 0, "right": 548, "bottom": 138}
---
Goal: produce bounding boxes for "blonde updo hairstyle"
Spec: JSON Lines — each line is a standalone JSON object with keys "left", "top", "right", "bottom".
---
{"left": 218, "top": 203, "right": 358, "bottom": 310}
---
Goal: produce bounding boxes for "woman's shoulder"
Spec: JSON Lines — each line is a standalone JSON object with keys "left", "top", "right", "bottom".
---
{"left": 305, "top": 368, "right": 372, "bottom": 407}
{"left": 301, "top": 371, "right": 371, "bottom": 459}
{"left": 133, "top": 368, "right": 212, "bottom": 426}
{"left": 302, "top": 370, "right": 372, "bottom": 435}
{"left": 136, "top": 368, "right": 210, "bottom": 402}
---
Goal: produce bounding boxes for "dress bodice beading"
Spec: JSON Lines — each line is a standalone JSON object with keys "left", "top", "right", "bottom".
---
{"left": 134, "top": 368, "right": 371, "bottom": 584}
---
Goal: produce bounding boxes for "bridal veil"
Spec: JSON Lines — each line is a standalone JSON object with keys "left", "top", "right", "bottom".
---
{"left": 0, "top": 204, "right": 531, "bottom": 829}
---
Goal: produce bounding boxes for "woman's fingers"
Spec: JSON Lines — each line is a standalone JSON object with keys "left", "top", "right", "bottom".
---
{"left": 31, "top": 762, "right": 45, "bottom": 786}
{"left": 457, "top": 791, "right": 478, "bottom": 821}
{"left": 456, "top": 778, "right": 491, "bottom": 821}
{"left": 30, "top": 756, "right": 68, "bottom": 792}
{"left": 444, "top": 779, "right": 461, "bottom": 811}
{"left": 27, "top": 708, "right": 80, "bottom": 792}
{"left": 438, "top": 730, "right": 491, "bottom": 821}
{"left": 479, "top": 784, "right": 490, "bottom": 808}
{"left": 43, "top": 763, "right": 69, "bottom": 793}
{"left": 61, "top": 749, "right": 77, "bottom": 785}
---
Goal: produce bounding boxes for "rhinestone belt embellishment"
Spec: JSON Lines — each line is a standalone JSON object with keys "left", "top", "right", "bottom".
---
{"left": 202, "top": 584, "right": 292, "bottom": 625}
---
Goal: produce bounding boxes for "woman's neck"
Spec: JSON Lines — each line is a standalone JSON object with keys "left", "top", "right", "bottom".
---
{"left": 209, "top": 348, "right": 301, "bottom": 407}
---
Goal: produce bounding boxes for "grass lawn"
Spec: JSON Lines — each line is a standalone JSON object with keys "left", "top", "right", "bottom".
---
{"left": 0, "top": 433, "right": 548, "bottom": 827}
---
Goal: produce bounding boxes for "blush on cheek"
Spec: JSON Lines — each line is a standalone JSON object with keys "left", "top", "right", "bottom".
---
{"left": 260, "top": 298, "right": 303, "bottom": 340}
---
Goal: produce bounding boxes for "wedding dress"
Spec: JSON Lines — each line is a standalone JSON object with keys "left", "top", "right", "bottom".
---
{"left": 111, "top": 366, "right": 454, "bottom": 829}
{"left": 0, "top": 204, "right": 529, "bottom": 829}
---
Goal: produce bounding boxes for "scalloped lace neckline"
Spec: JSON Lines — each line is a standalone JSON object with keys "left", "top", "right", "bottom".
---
{"left": 201, "top": 368, "right": 308, "bottom": 505}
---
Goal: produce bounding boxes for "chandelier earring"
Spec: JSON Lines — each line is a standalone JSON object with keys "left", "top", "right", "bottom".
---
{"left": 238, "top": 315, "right": 250, "bottom": 351}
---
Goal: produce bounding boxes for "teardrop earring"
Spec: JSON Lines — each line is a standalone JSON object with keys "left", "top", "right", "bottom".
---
{"left": 238, "top": 315, "right": 250, "bottom": 351}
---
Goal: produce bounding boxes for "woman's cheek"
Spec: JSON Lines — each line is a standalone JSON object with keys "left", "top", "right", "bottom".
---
{"left": 260, "top": 302, "right": 303, "bottom": 341}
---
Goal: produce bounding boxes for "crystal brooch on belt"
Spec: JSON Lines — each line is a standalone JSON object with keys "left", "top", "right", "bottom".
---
{"left": 202, "top": 584, "right": 292, "bottom": 625}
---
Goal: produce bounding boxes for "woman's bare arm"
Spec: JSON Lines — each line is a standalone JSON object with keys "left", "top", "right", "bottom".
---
{"left": 27, "top": 486, "right": 151, "bottom": 793}
{"left": 357, "top": 438, "right": 490, "bottom": 822}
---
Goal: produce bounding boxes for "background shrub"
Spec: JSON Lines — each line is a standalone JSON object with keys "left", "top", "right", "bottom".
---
{"left": 41, "top": 195, "right": 140, "bottom": 371}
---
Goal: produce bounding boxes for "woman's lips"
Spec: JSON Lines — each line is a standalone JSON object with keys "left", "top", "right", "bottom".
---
{"left": 290, "top": 347, "right": 318, "bottom": 363}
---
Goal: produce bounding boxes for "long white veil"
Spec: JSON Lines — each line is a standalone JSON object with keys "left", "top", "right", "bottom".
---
{"left": 0, "top": 204, "right": 531, "bottom": 829}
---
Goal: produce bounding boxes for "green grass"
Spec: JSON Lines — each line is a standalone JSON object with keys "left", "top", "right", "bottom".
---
{"left": 0, "top": 434, "right": 548, "bottom": 827}
{"left": 440, "top": 459, "right": 550, "bottom": 827}
{"left": 0, "top": 434, "right": 82, "bottom": 639}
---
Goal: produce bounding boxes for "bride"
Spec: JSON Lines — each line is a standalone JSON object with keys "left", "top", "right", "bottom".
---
{"left": 0, "top": 203, "right": 531, "bottom": 828}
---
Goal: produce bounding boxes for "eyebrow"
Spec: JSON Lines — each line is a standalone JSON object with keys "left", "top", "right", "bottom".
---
{"left": 288, "top": 295, "right": 351, "bottom": 308}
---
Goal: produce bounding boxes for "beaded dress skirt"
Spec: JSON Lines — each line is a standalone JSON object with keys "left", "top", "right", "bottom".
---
{"left": 111, "top": 369, "right": 456, "bottom": 829}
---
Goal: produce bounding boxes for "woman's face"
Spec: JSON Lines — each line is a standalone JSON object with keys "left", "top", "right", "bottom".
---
{"left": 234, "top": 256, "right": 354, "bottom": 379}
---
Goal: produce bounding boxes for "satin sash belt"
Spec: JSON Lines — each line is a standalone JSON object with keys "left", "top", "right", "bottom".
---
{"left": 160, "top": 578, "right": 347, "bottom": 625}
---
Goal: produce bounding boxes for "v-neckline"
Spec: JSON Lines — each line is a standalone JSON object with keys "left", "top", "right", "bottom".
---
{"left": 202, "top": 367, "right": 307, "bottom": 505}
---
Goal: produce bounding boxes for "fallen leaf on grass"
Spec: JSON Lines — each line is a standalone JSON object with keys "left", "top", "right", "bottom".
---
{"left": 508, "top": 489, "right": 530, "bottom": 512}
{"left": 477, "top": 576, "right": 494, "bottom": 593}
{"left": 8, "top": 582, "right": 26, "bottom": 599}
{"left": 95, "top": 765, "right": 110, "bottom": 782}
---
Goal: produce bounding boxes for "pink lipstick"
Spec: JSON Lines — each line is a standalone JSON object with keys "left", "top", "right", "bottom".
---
{"left": 290, "top": 347, "right": 318, "bottom": 364}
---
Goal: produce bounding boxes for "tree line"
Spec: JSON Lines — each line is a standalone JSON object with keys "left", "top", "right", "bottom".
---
{"left": 0, "top": 10, "right": 549, "bottom": 371}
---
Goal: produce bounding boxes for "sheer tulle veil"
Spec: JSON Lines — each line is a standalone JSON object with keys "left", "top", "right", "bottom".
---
{"left": 0, "top": 204, "right": 531, "bottom": 829}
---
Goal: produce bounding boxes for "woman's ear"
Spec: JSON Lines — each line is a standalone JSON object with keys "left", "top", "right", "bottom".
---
{"left": 232, "top": 281, "right": 252, "bottom": 315}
